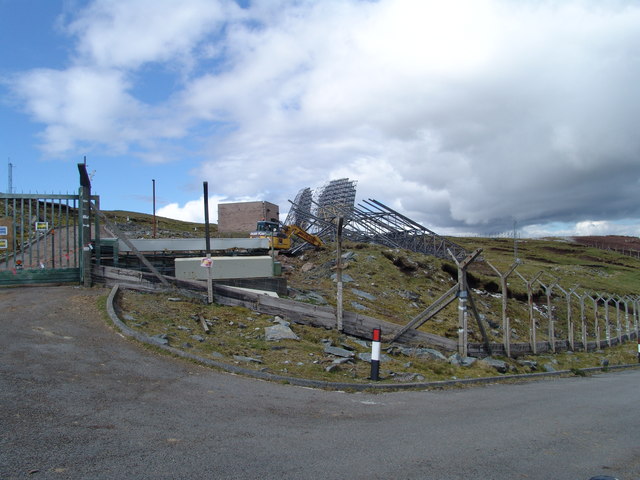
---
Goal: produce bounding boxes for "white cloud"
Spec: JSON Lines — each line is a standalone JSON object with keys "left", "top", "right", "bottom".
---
{"left": 68, "top": 0, "right": 235, "bottom": 70}
{"left": 12, "top": 67, "right": 140, "bottom": 154}
{"left": 157, "top": 195, "right": 224, "bottom": 223}
{"left": 520, "top": 220, "right": 640, "bottom": 238}
{"left": 157, "top": 193, "right": 263, "bottom": 223}
{"left": 8, "top": 0, "right": 640, "bottom": 235}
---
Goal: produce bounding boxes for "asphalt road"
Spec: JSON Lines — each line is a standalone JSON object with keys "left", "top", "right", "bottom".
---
{"left": 1, "top": 286, "right": 639, "bottom": 480}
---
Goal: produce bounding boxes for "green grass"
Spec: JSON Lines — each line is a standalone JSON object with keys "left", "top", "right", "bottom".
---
{"left": 97, "top": 209, "right": 640, "bottom": 385}
{"left": 115, "top": 284, "right": 638, "bottom": 385}
{"left": 103, "top": 210, "right": 212, "bottom": 238}
{"left": 280, "top": 238, "right": 640, "bottom": 346}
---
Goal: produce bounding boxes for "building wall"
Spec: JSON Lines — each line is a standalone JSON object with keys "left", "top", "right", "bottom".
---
{"left": 217, "top": 201, "right": 279, "bottom": 233}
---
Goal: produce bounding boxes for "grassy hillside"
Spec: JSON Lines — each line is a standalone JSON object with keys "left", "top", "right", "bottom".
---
{"left": 102, "top": 210, "right": 212, "bottom": 238}
{"left": 100, "top": 209, "right": 640, "bottom": 346}
{"left": 281, "top": 236, "right": 640, "bottom": 345}
{"left": 110, "top": 214, "right": 639, "bottom": 384}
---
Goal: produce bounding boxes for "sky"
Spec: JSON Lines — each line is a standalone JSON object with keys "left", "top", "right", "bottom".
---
{"left": 1, "top": 0, "right": 640, "bottom": 238}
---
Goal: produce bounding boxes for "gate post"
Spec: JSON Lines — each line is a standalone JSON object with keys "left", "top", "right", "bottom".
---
{"left": 449, "top": 248, "right": 482, "bottom": 357}
{"left": 78, "top": 164, "right": 92, "bottom": 287}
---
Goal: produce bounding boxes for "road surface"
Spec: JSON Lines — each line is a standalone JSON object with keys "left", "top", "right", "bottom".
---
{"left": 1, "top": 286, "right": 638, "bottom": 479}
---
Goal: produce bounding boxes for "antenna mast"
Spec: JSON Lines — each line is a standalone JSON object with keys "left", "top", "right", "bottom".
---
{"left": 513, "top": 219, "right": 518, "bottom": 260}
{"left": 7, "top": 159, "right": 14, "bottom": 194}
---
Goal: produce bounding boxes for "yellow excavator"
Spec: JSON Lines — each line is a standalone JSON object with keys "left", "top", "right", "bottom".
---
{"left": 250, "top": 220, "right": 324, "bottom": 251}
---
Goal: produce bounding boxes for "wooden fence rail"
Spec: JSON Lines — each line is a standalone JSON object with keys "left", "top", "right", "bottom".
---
{"left": 93, "top": 264, "right": 638, "bottom": 358}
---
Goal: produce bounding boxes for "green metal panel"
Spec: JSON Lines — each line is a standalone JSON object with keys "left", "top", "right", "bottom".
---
{"left": 0, "top": 192, "right": 98, "bottom": 286}
{"left": 0, "top": 268, "right": 81, "bottom": 286}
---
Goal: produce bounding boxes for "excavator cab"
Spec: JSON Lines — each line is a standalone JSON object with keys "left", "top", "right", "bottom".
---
{"left": 255, "top": 220, "right": 279, "bottom": 233}
{"left": 250, "top": 221, "right": 323, "bottom": 252}
{"left": 250, "top": 221, "right": 291, "bottom": 250}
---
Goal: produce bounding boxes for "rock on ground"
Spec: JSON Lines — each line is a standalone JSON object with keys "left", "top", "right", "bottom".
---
{"left": 265, "top": 324, "right": 299, "bottom": 341}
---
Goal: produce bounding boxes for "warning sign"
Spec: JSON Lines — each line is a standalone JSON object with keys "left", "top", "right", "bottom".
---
{"left": 0, "top": 226, "right": 7, "bottom": 236}
{"left": 200, "top": 257, "right": 213, "bottom": 268}
{"left": 0, "top": 239, "right": 7, "bottom": 249}
{"left": 35, "top": 222, "right": 49, "bottom": 231}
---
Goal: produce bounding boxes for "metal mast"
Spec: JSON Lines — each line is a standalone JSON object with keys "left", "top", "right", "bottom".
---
{"left": 7, "top": 160, "right": 14, "bottom": 193}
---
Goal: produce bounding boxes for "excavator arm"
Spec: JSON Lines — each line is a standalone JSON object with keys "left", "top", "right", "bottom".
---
{"left": 282, "top": 225, "right": 324, "bottom": 248}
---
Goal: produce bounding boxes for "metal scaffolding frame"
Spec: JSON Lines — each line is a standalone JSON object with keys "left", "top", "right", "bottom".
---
{"left": 284, "top": 187, "right": 313, "bottom": 229}
{"left": 315, "top": 178, "right": 357, "bottom": 222}
{"left": 284, "top": 180, "right": 467, "bottom": 260}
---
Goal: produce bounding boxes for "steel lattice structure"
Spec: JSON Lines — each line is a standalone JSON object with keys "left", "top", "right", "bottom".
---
{"left": 284, "top": 179, "right": 467, "bottom": 260}
{"left": 284, "top": 187, "right": 313, "bottom": 229}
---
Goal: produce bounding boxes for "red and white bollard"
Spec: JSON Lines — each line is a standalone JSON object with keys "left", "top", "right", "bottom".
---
{"left": 370, "top": 328, "right": 381, "bottom": 381}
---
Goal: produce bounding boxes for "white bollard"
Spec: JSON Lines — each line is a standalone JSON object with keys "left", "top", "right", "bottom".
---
{"left": 370, "top": 328, "right": 381, "bottom": 381}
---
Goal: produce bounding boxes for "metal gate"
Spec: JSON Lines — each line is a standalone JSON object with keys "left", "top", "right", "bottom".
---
{"left": 0, "top": 193, "right": 97, "bottom": 286}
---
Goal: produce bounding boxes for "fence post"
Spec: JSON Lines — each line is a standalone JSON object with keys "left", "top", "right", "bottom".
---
{"left": 516, "top": 271, "right": 543, "bottom": 354}
{"left": 612, "top": 296, "right": 622, "bottom": 343}
{"left": 573, "top": 291, "right": 587, "bottom": 351}
{"left": 603, "top": 296, "right": 612, "bottom": 347}
{"left": 591, "top": 295, "right": 603, "bottom": 349}
{"left": 449, "top": 248, "right": 482, "bottom": 357}
{"left": 539, "top": 280, "right": 556, "bottom": 353}
{"left": 486, "top": 260, "right": 519, "bottom": 358}
{"left": 632, "top": 297, "right": 637, "bottom": 338}
{"left": 556, "top": 285, "right": 576, "bottom": 351}
{"left": 622, "top": 296, "right": 631, "bottom": 338}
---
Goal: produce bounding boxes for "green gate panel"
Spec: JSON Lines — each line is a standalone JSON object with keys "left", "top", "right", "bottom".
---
{"left": 0, "top": 268, "right": 80, "bottom": 286}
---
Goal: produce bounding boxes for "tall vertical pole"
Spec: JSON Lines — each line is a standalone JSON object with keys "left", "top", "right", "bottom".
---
{"left": 556, "top": 285, "right": 575, "bottom": 351}
{"left": 487, "top": 260, "right": 519, "bottom": 358}
{"left": 604, "top": 296, "right": 612, "bottom": 347}
{"left": 152, "top": 179, "right": 157, "bottom": 239}
{"left": 574, "top": 292, "right": 587, "bottom": 351}
{"left": 457, "top": 283, "right": 468, "bottom": 358}
{"left": 513, "top": 219, "right": 518, "bottom": 261}
{"left": 78, "top": 163, "right": 92, "bottom": 287}
{"left": 540, "top": 282, "right": 555, "bottom": 353}
{"left": 593, "top": 295, "right": 602, "bottom": 349}
{"left": 449, "top": 248, "right": 482, "bottom": 357}
{"left": 336, "top": 217, "right": 344, "bottom": 332}
{"left": 203, "top": 181, "right": 212, "bottom": 303}
{"left": 623, "top": 296, "right": 631, "bottom": 338}
{"left": 613, "top": 296, "right": 622, "bottom": 342}
{"left": 203, "top": 182, "right": 211, "bottom": 254}
{"left": 517, "top": 271, "right": 542, "bottom": 354}
{"left": 633, "top": 297, "right": 640, "bottom": 339}
{"left": 8, "top": 160, "right": 14, "bottom": 194}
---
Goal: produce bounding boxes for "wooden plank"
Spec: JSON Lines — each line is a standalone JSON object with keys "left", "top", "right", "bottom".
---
{"left": 90, "top": 202, "right": 171, "bottom": 289}
{"left": 388, "top": 284, "right": 458, "bottom": 342}
{"left": 92, "top": 265, "right": 459, "bottom": 350}
{"left": 198, "top": 315, "right": 210, "bottom": 334}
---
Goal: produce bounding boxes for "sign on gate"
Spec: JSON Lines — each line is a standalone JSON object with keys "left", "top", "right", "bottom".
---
{"left": 0, "top": 194, "right": 97, "bottom": 285}
{"left": 0, "top": 225, "right": 6, "bottom": 250}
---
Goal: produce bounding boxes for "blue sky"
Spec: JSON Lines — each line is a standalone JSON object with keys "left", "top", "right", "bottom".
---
{"left": 2, "top": 0, "right": 640, "bottom": 237}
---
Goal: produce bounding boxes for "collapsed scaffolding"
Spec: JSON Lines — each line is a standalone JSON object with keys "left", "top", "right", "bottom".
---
{"left": 284, "top": 178, "right": 467, "bottom": 260}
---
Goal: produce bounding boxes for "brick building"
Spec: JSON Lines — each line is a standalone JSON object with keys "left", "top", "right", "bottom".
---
{"left": 217, "top": 201, "right": 279, "bottom": 233}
